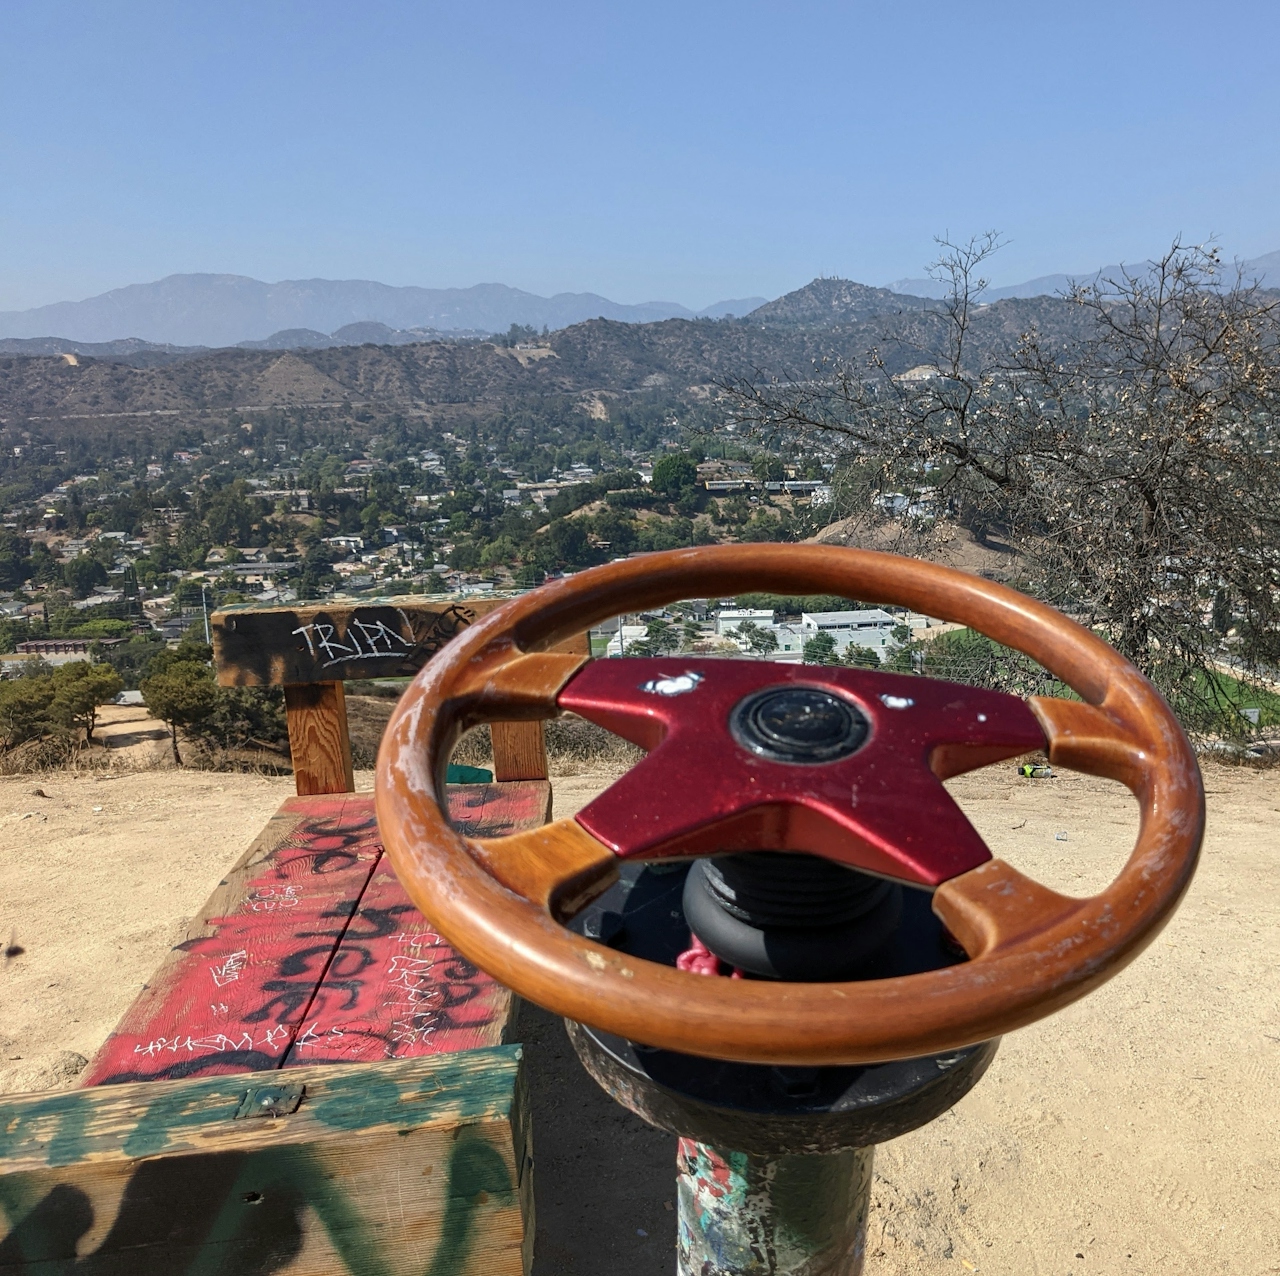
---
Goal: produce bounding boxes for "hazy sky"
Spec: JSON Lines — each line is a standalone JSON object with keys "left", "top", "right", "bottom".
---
{"left": 2, "top": 1, "right": 1278, "bottom": 310}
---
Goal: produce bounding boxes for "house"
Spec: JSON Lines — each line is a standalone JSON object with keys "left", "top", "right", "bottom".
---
{"left": 799, "top": 609, "right": 899, "bottom": 659}
{"left": 770, "top": 623, "right": 804, "bottom": 655}
{"left": 72, "top": 590, "right": 125, "bottom": 610}
{"left": 715, "top": 608, "right": 774, "bottom": 638}
{"left": 324, "top": 535, "right": 364, "bottom": 554}
{"left": 604, "top": 625, "right": 649, "bottom": 656}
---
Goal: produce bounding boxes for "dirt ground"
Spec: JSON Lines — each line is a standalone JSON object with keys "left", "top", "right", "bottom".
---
{"left": 1, "top": 758, "right": 1276, "bottom": 1274}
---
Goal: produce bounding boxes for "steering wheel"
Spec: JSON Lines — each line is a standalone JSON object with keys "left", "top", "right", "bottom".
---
{"left": 375, "top": 546, "right": 1203, "bottom": 1065}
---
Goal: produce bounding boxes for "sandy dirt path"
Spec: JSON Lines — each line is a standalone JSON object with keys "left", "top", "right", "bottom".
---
{"left": 1, "top": 761, "right": 1276, "bottom": 1273}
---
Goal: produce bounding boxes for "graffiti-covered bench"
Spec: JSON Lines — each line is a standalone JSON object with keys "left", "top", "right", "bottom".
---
{"left": 1, "top": 596, "right": 578, "bottom": 1274}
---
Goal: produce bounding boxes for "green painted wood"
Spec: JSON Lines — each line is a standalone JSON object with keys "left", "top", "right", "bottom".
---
{"left": 4, "top": 1049, "right": 522, "bottom": 1171}
{"left": 0, "top": 1050, "right": 531, "bottom": 1276}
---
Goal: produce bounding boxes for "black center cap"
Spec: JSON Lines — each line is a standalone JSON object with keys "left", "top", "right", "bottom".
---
{"left": 730, "top": 686, "right": 869, "bottom": 764}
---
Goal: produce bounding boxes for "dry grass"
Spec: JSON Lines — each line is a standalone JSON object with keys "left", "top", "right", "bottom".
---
{"left": 346, "top": 695, "right": 642, "bottom": 775}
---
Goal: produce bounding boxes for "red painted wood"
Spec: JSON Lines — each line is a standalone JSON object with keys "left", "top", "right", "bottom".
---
{"left": 82, "top": 783, "right": 551, "bottom": 1085}
{"left": 81, "top": 795, "right": 383, "bottom": 1085}
{"left": 282, "top": 782, "right": 551, "bottom": 1066}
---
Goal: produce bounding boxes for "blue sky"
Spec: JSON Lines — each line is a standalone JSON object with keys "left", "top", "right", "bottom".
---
{"left": 1, "top": 0, "right": 1278, "bottom": 310}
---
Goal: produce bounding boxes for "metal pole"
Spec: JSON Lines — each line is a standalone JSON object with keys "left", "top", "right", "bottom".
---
{"left": 677, "top": 1139, "right": 873, "bottom": 1276}
{"left": 201, "top": 586, "right": 211, "bottom": 645}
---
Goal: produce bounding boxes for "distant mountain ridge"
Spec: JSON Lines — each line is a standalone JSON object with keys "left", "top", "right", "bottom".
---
{"left": 0, "top": 274, "right": 770, "bottom": 347}
{"left": 888, "top": 248, "right": 1280, "bottom": 300}
{"left": 0, "top": 277, "right": 1101, "bottom": 426}
{"left": 748, "top": 277, "right": 935, "bottom": 327}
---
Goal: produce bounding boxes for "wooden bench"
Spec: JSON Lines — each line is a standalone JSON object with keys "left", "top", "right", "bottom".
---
{"left": 81, "top": 595, "right": 574, "bottom": 1085}
{"left": 1, "top": 597, "right": 577, "bottom": 1272}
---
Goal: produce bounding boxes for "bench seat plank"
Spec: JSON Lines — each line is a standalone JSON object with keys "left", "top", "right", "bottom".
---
{"left": 81, "top": 795, "right": 383, "bottom": 1086}
{"left": 82, "top": 784, "right": 550, "bottom": 1087}
{"left": 282, "top": 783, "right": 552, "bottom": 1067}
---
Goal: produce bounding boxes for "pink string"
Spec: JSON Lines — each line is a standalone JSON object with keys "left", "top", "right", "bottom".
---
{"left": 676, "top": 933, "right": 744, "bottom": 979}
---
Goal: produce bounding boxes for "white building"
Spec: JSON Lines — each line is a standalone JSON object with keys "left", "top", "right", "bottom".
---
{"left": 770, "top": 623, "right": 804, "bottom": 655}
{"left": 800, "top": 609, "right": 899, "bottom": 659}
{"left": 604, "top": 625, "right": 650, "bottom": 656}
{"left": 715, "top": 609, "right": 774, "bottom": 639}
{"left": 720, "top": 618, "right": 805, "bottom": 658}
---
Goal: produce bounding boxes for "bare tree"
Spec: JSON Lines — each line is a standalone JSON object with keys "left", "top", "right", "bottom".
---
{"left": 730, "top": 236, "right": 1280, "bottom": 736}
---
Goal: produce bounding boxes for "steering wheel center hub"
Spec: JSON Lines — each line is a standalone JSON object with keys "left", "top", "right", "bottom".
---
{"left": 731, "top": 685, "right": 868, "bottom": 764}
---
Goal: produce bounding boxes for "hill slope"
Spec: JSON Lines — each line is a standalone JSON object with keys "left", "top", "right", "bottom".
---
{"left": 0, "top": 284, "right": 1097, "bottom": 424}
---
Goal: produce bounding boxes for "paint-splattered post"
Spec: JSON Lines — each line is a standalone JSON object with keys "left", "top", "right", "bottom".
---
{"left": 567, "top": 876, "right": 1001, "bottom": 1276}
{"left": 676, "top": 1140, "right": 873, "bottom": 1276}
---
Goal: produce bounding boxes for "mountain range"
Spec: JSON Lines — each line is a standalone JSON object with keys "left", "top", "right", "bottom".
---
{"left": 888, "top": 249, "right": 1280, "bottom": 300}
{"left": 0, "top": 275, "right": 769, "bottom": 349}
{"left": 2, "top": 247, "right": 1277, "bottom": 354}
{"left": 0, "top": 278, "right": 1103, "bottom": 430}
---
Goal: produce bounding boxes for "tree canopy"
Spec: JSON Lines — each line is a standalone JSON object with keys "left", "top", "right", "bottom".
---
{"left": 732, "top": 235, "right": 1280, "bottom": 734}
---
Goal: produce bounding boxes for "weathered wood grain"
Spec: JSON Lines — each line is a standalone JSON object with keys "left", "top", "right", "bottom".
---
{"left": 282, "top": 784, "right": 550, "bottom": 1067}
{"left": 81, "top": 795, "right": 384, "bottom": 1086}
{"left": 214, "top": 597, "right": 510, "bottom": 686}
{"left": 83, "top": 785, "right": 551, "bottom": 1086}
{"left": 285, "top": 681, "right": 356, "bottom": 795}
{"left": 0, "top": 1050, "right": 532, "bottom": 1276}
{"left": 491, "top": 721, "right": 548, "bottom": 782}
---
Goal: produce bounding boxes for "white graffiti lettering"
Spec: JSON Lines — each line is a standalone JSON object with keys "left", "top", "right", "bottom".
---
{"left": 292, "top": 617, "right": 413, "bottom": 669}
{"left": 133, "top": 1031, "right": 253, "bottom": 1058}
{"left": 244, "top": 884, "right": 300, "bottom": 912}
{"left": 293, "top": 1023, "right": 345, "bottom": 1051}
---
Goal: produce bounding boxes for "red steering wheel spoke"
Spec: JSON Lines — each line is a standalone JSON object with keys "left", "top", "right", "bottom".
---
{"left": 557, "top": 657, "right": 1047, "bottom": 888}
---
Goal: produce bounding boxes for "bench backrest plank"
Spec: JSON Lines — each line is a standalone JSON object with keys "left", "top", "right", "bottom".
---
{"left": 213, "top": 598, "right": 513, "bottom": 687}
{"left": 211, "top": 596, "right": 587, "bottom": 796}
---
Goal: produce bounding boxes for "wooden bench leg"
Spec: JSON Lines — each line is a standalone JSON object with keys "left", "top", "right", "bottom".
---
{"left": 490, "top": 721, "right": 549, "bottom": 782}
{"left": 285, "top": 681, "right": 355, "bottom": 795}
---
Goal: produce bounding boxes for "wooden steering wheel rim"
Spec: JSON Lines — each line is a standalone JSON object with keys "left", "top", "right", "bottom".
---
{"left": 375, "top": 545, "right": 1204, "bottom": 1065}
